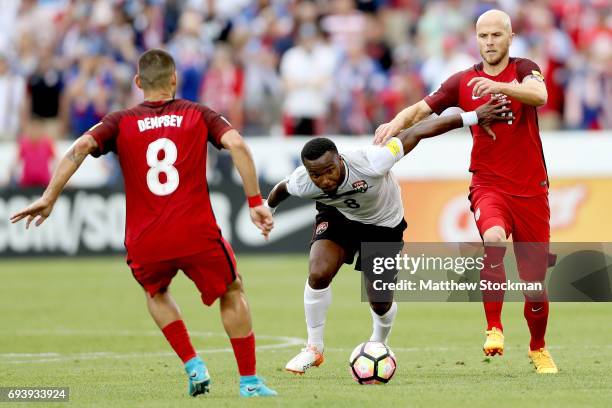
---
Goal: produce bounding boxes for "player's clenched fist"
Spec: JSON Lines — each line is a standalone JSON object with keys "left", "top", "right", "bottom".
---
{"left": 249, "top": 205, "right": 274, "bottom": 240}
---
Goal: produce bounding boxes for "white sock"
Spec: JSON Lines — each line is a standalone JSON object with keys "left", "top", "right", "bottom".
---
{"left": 304, "top": 281, "right": 332, "bottom": 351}
{"left": 369, "top": 302, "right": 397, "bottom": 344}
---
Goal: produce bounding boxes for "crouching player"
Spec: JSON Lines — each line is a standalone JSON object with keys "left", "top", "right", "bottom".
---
{"left": 266, "top": 99, "right": 510, "bottom": 374}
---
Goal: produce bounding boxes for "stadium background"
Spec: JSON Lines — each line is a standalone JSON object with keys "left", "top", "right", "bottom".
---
{"left": 0, "top": 1, "right": 611, "bottom": 406}
{"left": 0, "top": 0, "right": 610, "bottom": 255}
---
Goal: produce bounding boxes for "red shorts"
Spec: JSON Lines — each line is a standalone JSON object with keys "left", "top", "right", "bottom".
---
{"left": 127, "top": 238, "right": 237, "bottom": 306}
{"left": 469, "top": 187, "right": 551, "bottom": 281}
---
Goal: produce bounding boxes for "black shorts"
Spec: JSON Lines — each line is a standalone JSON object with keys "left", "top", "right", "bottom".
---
{"left": 311, "top": 202, "right": 407, "bottom": 272}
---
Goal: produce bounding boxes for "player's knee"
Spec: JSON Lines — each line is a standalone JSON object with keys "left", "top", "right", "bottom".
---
{"left": 308, "top": 273, "right": 332, "bottom": 290}
{"left": 146, "top": 287, "right": 168, "bottom": 301}
{"left": 370, "top": 301, "right": 392, "bottom": 316}
{"left": 522, "top": 284, "right": 546, "bottom": 301}
{"left": 308, "top": 259, "right": 335, "bottom": 289}
{"left": 226, "top": 276, "right": 245, "bottom": 295}
{"left": 483, "top": 227, "right": 506, "bottom": 243}
{"left": 219, "top": 276, "right": 247, "bottom": 309}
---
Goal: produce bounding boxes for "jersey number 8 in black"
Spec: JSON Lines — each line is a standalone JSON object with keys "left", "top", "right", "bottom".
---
{"left": 344, "top": 199, "right": 360, "bottom": 209}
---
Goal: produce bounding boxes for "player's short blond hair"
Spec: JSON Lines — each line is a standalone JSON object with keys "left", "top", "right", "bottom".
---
{"left": 137, "top": 49, "right": 176, "bottom": 90}
{"left": 476, "top": 9, "right": 512, "bottom": 33}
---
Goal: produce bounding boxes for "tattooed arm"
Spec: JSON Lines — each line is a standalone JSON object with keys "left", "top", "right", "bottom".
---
{"left": 10, "top": 134, "right": 99, "bottom": 228}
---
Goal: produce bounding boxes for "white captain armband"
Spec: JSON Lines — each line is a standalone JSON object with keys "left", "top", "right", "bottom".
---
{"left": 460, "top": 111, "right": 478, "bottom": 127}
{"left": 366, "top": 137, "right": 405, "bottom": 174}
{"left": 526, "top": 70, "right": 545, "bottom": 82}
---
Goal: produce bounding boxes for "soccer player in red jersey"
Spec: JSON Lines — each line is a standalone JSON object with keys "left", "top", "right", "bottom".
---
{"left": 374, "top": 10, "right": 558, "bottom": 373}
{"left": 10, "top": 49, "right": 278, "bottom": 396}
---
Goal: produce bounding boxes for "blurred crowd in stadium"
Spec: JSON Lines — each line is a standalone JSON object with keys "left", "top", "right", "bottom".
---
{"left": 0, "top": 0, "right": 610, "bottom": 187}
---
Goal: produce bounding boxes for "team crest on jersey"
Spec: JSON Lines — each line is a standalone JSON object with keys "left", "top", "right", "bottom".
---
{"left": 315, "top": 222, "right": 329, "bottom": 235}
{"left": 352, "top": 180, "right": 369, "bottom": 193}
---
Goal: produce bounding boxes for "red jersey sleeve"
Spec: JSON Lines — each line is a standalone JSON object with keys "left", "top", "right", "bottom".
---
{"left": 87, "top": 111, "right": 122, "bottom": 157}
{"left": 423, "top": 71, "right": 463, "bottom": 115}
{"left": 202, "top": 107, "right": 234, "bottom": 149}
{"left": 515, "top": 58, "right": 544, "bottom": 83}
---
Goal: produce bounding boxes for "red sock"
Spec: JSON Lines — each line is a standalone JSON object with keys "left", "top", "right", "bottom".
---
{"left": 483, "top": 302, "right": 504, "bottom": 331}
{"left": 230, "top": 332, "right": 256, "bottom": 376}
{"left": 161, "top": 320, "right": 197, "bottom": 363}
{"left": 524, "top": 300, "right": 549, "bottom": 350}
{"left": 481, "top": 246, "right": 507, "bottom": 331}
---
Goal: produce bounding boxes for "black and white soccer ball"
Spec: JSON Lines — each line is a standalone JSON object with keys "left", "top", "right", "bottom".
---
{"left": 349, "top": 341, "right": 396, "bottom": 384}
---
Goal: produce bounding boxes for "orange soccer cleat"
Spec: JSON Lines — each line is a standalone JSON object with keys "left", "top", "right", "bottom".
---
{"left": 528, "top": 348, "right": 559, "bottom": 374}
{"left": 483, "top": 327, "right": 505, "bottom": 356}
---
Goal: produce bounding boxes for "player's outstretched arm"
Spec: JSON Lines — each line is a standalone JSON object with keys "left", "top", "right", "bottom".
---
{"left": 220, "top": 129, "right": 274, "bottom": 240}
{"left": 366, "top": 99, "right": 509, "bottom": 176}
{"left": 10, "top": 134, "right": 99, "bottom": 228}
{"left": 266, "top": 180, "right": 290, "bottom": 212}
{"left": 373, "top": 100, "right": 433, "bottom": 145}
{"left": 396, "top": 98, "right": 511, "bottom": 154}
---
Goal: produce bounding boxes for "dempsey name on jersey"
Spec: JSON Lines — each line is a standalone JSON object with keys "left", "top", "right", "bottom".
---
{"left": 137, "top": 115, "right": 184, "bottom": 132}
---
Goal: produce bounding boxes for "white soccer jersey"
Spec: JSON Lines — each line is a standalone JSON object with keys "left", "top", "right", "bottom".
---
{"left": 286, "top": 142, "right": 405, "bottom": 227}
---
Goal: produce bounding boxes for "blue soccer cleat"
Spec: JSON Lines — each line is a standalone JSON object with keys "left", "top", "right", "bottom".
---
{"left": 239, "top": 375, "right": 278, "bottom": 397}
{"left": 184, "top": 357, "right": 211, "bottom": 397}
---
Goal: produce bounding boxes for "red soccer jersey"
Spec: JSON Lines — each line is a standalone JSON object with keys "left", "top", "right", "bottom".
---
{"left": 87, "top": 99, "right": 234, "bottom": 263}
{"left": 424, "top": 57, "right": 548, "bottom": 197}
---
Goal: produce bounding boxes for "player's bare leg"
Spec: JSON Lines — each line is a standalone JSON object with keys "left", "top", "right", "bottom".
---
{"left": 219, "top": 276, "right": 277, "bottom": 397}
{"left": 146, "top": 289, "right": 182, "bottom": 328}
{"left": 145, "top": 289, "right": 210, "bottom": 396}
{"left": 220, "top": 277, "right": 252, "bottom": 337}
{"left": 285, "top": 240, "right": 344, "bottom": 375}
{"left": 365, "top": 277, "right": 397, "bottom": 345}
{"left": 481, "top": 226, "right": 507, "bottom": 356}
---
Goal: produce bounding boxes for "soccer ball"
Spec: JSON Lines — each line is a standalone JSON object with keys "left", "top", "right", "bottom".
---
{"left": 349, "top": 341, "right": 396, "bottom": 384}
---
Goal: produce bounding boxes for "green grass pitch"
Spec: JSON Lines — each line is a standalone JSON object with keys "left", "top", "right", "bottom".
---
{"left": 1, "top": 256, "right": 611, "bottom": 407}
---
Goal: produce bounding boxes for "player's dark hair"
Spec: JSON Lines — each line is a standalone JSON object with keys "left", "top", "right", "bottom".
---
{"left": 301, "top": 138, "right": 338, "bottom": 162}
{"left": 137, "top": 49, "right": 176, "bottom": 90}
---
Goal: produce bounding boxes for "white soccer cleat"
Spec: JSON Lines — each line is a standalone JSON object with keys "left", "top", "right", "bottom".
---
{"left": 284, "top": 345, "right": 325, "bottom": 375}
